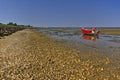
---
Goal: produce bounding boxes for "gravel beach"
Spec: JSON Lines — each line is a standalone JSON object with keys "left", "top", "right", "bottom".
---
{"left": 0, "top": 29, "right": 120, "bottom": 80}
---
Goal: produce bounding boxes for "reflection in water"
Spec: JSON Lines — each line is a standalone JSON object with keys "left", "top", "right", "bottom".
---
{"left": 82, "top": 34, "right": 99, "bottom": 42}
{"left": 37, "top": 28, "right": 120, "bottom": 64}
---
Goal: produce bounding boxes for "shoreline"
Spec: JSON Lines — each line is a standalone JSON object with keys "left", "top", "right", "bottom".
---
{"left": 0, "top": 29, "right": 120, "bottom": 79}
{"left": 100, "top": 29, "right": 120, "bottom": 36}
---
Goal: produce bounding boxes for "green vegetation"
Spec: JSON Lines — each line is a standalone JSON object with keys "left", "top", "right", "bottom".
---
{"left": 0, "top": 22, "right": 33, "bottom": 28}
{"left": 0, "top": 22, "right": 33, "bottom": 38}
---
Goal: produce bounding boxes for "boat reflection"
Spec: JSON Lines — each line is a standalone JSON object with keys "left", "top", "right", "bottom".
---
{"left": 82, "top": 34, "right": 99, "bottom": 42}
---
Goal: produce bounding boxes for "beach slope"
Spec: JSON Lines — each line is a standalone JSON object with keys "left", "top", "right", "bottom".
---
{"left": 0, "top": 29, "right": 119, "bottom": 80}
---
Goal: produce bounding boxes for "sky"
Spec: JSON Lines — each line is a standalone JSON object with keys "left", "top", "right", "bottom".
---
{"left": 0, "top": 0, "right": 120, "bottom": 27}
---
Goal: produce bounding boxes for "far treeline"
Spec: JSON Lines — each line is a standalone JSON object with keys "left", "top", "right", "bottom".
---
{"left": 0, "top": 22, "right": 33, "bottom": 38}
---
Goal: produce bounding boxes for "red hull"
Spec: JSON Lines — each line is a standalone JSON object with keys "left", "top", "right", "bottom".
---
{"left": 81, "top": 28, "right": 99, "bottom": 35}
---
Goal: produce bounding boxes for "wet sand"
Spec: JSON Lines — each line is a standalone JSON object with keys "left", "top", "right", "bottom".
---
{"left": 0, "top": 29, "right": 120, "bottom": 80}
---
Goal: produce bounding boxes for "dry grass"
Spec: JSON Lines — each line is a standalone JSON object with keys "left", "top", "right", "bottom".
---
{"left": 100, "top": 29, "right": 120, "bottom": 35}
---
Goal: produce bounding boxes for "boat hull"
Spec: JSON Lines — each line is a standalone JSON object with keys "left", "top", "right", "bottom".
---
{"left": 81, "top": 28, "right": 99, "bottom": 35}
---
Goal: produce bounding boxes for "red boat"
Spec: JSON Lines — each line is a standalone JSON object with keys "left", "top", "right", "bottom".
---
{"left": 81, "top": 27, "right": 100, "bottom": 35}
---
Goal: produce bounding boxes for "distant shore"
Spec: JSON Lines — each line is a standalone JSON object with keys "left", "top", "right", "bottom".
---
{"left": 100, "top": 29, "right": 120, "bottom": 35}
{"left": 0, "top": 29, "right": 120, "bottom": 80}
{"left": 36, "top": 27, "right": 120, "bottom": 36}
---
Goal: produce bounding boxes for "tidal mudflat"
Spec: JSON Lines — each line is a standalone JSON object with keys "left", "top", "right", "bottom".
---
{"left": 37, "top": 27, "right": 120, "bottom": 79}
{"left": 0, "top": 28, "right": 120, "bottom": 80}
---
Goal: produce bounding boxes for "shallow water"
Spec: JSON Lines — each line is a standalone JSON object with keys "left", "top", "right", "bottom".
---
{"left": 37, "top": 28, "right": 120, "bottom": 47}
{"left": 37, "top": 28, "right": 120, "bottom": 65}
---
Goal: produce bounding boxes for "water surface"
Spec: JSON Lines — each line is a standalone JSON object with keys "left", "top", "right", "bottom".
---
{"left": 37, "top": 28, "right": 120, "bottom": 65}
